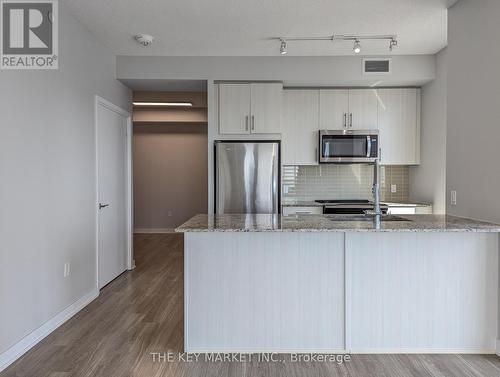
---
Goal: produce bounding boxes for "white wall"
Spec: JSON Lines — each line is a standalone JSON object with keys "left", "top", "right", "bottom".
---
{"left": 409, "top": 49, "right": 447, "bottom": 213}
{"left": 117, "top": 55, "right": 436, "bottom": 87}
{"left": 0, "top": 2, "right": 131, "bottom": 357}
{"left": 446, "top": 0, "right": 500, "bottom": 223}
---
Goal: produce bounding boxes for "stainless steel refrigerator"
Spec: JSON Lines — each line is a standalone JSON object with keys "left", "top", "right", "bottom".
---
{"left": 215, "top": 141, "right": 280, "bottom": 214}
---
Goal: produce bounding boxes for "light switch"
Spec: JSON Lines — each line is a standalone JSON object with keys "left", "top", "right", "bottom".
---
{"left": 450, "top": 190, "right": 457, "bottom": 205}
{"left": 391, "top": 184, "right": 397, "bottom": 194}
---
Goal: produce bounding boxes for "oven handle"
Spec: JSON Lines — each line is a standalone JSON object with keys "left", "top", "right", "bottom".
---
{"left": 366, "top": 136, "right": 372, "bottom": 157}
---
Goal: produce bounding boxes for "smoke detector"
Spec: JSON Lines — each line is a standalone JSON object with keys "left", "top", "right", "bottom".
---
{"left": 134, "top": 34, "right": 154, "bottom": 46}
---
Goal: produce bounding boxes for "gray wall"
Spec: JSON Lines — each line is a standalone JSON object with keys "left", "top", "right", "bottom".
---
{"left": 133, "top": 124, "right": 208, "bottom": 230}
{"left": 409, "top": 49, "right": 447, "bottom": 213}
{"left": 0, "top": 3, "right": 131, "bottom": 355}
{"left": 446, "top": 0, "right": 500, "bottom": 223}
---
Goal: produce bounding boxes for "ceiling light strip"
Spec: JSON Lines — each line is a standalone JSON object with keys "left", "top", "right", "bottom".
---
{"left": 133, "top": 102, "right": 193, "bottom": 107}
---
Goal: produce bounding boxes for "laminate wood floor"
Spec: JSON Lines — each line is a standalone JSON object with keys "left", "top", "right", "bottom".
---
{"left": 2, "top": 233, "right": 500, "bottom": 377}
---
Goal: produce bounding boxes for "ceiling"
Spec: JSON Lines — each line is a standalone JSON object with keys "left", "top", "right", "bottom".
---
{"left": 65, "top": 0, "right": 457, "bottom": 57}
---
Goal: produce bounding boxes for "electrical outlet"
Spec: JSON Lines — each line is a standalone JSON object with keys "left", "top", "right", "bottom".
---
{"left": 391, "top": 184, "right": 397, "bottom": 194}
{"left": 450, "top": 190, "right": 457, "bottom": 206}
{"left": 63, "top": 262, "right": 70, "bottom": 278}
{"left": 283, "top": 185, "right": 289, "bottom": 194}
{"left": 167, "top": 210, "right": 172, "bottom": 217}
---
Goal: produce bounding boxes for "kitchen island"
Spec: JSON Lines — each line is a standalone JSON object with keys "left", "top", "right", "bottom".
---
{"left": 176, "top": 214, "right": 500, "bottom": 353}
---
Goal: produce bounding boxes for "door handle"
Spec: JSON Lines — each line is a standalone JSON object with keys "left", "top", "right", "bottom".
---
{"left": 99, "top": 203, "right": 109, "bottom": 209}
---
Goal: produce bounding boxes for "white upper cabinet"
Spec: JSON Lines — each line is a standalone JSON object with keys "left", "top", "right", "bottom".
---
{"left": 250, "top": 83, "right": 282, "bottom": 134}
{"left": 282, "top": 90, "right": 319, "bottom": 165}
{"left": 319, "top": 90, "right": 349, "bottom": 130}
{"left": 319, "top": 89, "right": 378, "bottom": 130}
{"left": 347, "top": 89, "right": 379, "bottom": 129}
{"left": 218, "top": 83, "right": 282, "bottom": 135}
{"left": 219, "top": 83, "right": 251, "bottom": 134}
{"left": 377, "top": 88, "right": 421, "bottom": 165}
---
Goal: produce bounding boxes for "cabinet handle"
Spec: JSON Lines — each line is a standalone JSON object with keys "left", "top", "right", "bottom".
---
{"left": 251, "top": 115, "right": 255, "bottom": 131}
{"left": 315, "top": 147, "right": 318, "bottom": 162}
{"left": 245, "top": 115, "right": 249, "bottom": 131}
{"left": 379, "top": 147, "right": 382, "bottom": 161}
{"left": 349, "top": 113, "right": 353, "bottom": 128}
{"left": 343, "top": 113, "right": 347, "bottom": 128}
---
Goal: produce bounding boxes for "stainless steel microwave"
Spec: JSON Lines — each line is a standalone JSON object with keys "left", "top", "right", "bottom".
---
{"left": 319, "top": 130, "right": 379, "bottom": 163}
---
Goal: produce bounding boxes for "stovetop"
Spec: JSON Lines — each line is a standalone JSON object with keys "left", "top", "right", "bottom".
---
{"left": 315, "top": 199, "right": 371, "bottom": 204}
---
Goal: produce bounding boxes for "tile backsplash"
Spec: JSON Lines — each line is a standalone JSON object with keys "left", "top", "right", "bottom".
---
{"left": 282, "top": 165, "right": 409, "bottom": 203}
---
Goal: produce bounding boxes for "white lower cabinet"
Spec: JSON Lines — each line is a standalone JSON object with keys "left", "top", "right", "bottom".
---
{"left": 347, "top": 232, "right": 497, "bottom": 352}
{"left": 377, "top": 88, "right": 421, "bottom": 165}
{"left": 185, "top": 232, "right": 498, "bottom": 352}
{"left": 282, "top": 90, "right": 319, "bottom": 165}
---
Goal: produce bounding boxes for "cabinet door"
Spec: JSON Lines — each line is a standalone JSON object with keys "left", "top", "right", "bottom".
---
{"left": 219, "top": 84, "right": 251, "bottom": 134}
{"left": 250, "top": 83, "right": 282, "bottom": 134}
{"left": 319, "top": 90, "right": 349, "bottom": 130}
{"left": 347, "top": 89, "right": 378, "bottom": 129}
{"left": 377, "top": 88, "right": 420, "bottom": 165}
{"left": 282, "top": 90, "right": 319, "bottom": 165}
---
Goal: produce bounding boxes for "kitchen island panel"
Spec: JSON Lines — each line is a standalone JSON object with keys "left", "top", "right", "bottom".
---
{"left": 347, "top": 232, "right": 498, "bottom": 352}
{"left": 185, "top": 232, "right": 345, "bottom": 352}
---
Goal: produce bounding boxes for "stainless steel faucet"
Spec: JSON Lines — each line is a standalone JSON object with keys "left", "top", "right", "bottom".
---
{"left": 372, "top": 158, "right": 382, "bottom": 218}
{"left": 364, "top": 159, "right": 382, "bottom": 226}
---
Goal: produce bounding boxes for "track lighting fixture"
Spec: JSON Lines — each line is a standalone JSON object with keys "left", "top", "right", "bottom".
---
{"left": 275, "top": 34, "right": 397, "bottom": 55}
{"left": 353, "top": 39, "right": 361, "bottom": 54}
{"left": 280, "top": 39, "right": 287, "bottom": 55}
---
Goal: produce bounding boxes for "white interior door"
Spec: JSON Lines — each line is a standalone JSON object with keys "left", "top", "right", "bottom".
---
{"left": 96, "top": 98, "right": 130, "bottom": 289}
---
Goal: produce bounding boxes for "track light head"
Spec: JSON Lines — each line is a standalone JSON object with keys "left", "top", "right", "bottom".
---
{"left": 353, "top": 39, "right": 361, "bottom": 54}
{"left": 389, "top": 38, "right": 398, "bottom": 52}
{"left": 280, "top": 39, "right": 287, "bottom": 55}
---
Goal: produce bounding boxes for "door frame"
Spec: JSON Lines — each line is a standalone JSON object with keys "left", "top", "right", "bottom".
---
{"left": 94, "top": 95, "right": 133, "bottom": 290}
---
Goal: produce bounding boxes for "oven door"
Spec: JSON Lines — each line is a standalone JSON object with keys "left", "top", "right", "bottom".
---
{"left": 319, "top": 130, "right": 378, "bottom": 163}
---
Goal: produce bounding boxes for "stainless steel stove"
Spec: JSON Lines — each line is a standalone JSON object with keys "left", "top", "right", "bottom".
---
{"left": 315, "top": 199, "right": 388, "bottom": 215}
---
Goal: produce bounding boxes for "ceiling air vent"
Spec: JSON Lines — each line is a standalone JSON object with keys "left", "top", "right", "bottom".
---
{"left": 363, "top": 58, "right": 392, "bottom": 75}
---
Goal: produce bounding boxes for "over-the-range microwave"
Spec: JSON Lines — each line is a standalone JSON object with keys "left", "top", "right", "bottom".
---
{"left": 319, "top": 129, "right": 379, "bottom": 163}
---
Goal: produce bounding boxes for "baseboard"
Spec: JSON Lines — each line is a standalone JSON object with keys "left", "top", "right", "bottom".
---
{"left": 496, "top": 339, "right": 500, "bottom": 357}
{"left": 185, "top": 347, "right": 495, "bottom": 354}
{"left": 0, "top": 288, "right": 99, "bottom": 372}
{"left": 134, "top": 228, "right": 176, "bottom": 234}
{"left": 350, "top": 348, "right": 496, "bottom": 354}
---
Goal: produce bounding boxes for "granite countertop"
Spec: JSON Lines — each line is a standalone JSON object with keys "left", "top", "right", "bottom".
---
{"left": 176, "top": 214, "right": 500, "bottom": 233}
